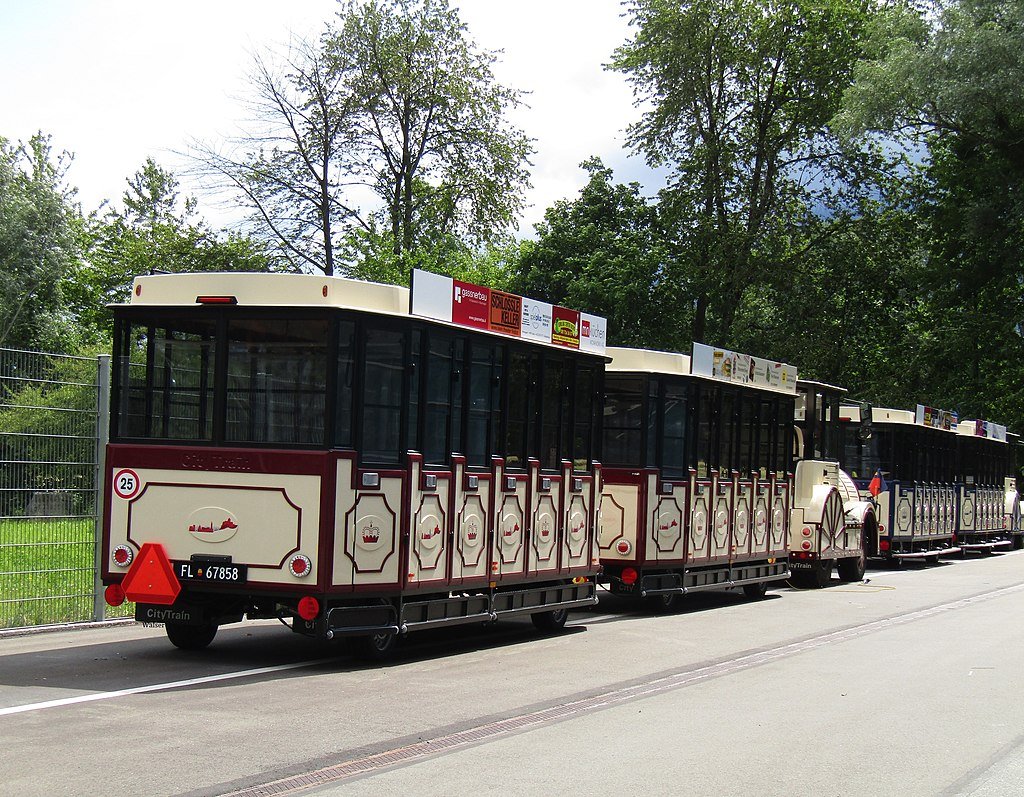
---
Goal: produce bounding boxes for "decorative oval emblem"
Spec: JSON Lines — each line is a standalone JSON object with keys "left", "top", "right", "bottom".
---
{"left": 187, "top": 507, "right": 240, "bottom": 543}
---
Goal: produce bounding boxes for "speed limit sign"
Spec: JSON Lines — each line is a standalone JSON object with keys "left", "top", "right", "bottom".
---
{"left": 113, "top": 469, "right": 141, "bottom": 500}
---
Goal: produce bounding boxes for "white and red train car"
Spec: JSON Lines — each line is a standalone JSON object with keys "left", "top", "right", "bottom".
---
{"left": 596, "top": 344, "right": 796, "bottom": 605}
{"left": 101, "top": 270, "right": 604, "bottom": 657}
{"left": 839, "top": 404, "right": 1021, "bottom": 558}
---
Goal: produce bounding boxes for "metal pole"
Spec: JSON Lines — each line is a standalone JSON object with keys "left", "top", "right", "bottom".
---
{"left": 92, "top": 354, "right": 111, "bottom": 621}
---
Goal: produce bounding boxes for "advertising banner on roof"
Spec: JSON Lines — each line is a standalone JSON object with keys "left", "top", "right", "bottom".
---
{"left": 915, "top": 404, "right": 959, "bottom": 431}
{"left": 690, "top": 342, "right": 797, "bottom": 395}
{"left": 974, "top": 419, "right": 1008, "bottom": 442}
{"left": 409, "top": 270, "right": 608, "bottom": 354}
{"left": 452, "top": 280, "right": 489, "bottom": 330}
{"left": 520, "top": 297, "right": 553, "bottom": 344}
{"left": 580, "top": 312, "right": 607, "bottom": 354}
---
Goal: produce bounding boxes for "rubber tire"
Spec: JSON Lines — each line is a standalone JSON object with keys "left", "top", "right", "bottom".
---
{"left": 165, "top": 622, "right": 217, "bottom": 650}
{"left": 742, "top": 581, "right": 769, "bottom": 600}
{"left": 531, "top": 607, "right": 569, "bottom": 632}
{"left": 644, "top": 592, "right": 681, "bottom": 613}
{"left": 1013, "top": 535, "right": 1024, "bottom": 551}
{"left": 352, "top": 631, "right": 398, "bottom": 662}
{"left": 837, "top": 543, "right": 867, "bottom": 583}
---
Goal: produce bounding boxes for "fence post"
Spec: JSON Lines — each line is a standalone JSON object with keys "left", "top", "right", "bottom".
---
{"left": 92, "top": 354, "right": 111, "bottom": 622}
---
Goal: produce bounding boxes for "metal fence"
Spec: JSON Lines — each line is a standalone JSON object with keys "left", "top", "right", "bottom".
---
{"left": 0, "top": 347, "right": 118, "bottom": 629}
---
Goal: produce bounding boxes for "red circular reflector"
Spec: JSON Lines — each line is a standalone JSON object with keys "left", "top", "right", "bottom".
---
{"left": 297, "top": 596, "right": 320, "bottom": 621}
{"left": 621, "top": 567, "right": 639, "bottom": 585}
{"left": 112, "top": 545, "right": 133, "bottom": 567}
{"left": 801, "top": 540, "right": 811, "bottom": 550}
{"left": 289, "top": 554, "right": 311, "bottom": 578}
{"left": 615, "top": 539, "right": 631, "bottom": 555}
{"left": 880, "top": 539, "right": 891, "bottom": 551}
{"left": 802, "top": 527, "right": 812, "bottom": 537}
{"left": 105, "top": 584, "right": 126, "bottom": 607}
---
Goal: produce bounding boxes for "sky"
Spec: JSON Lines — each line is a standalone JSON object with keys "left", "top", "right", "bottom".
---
{"left": 0, "top": 0, "right": 666, "bottom": 236}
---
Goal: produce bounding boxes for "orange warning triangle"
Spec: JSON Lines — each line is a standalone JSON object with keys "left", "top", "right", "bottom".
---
{"left": 120, "top": 542, "right": 181, "bottom": 605}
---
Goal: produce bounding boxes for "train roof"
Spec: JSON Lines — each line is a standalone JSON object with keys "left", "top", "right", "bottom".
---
{"left": 607, "top": 345, "right": 798, "bottom": 396}
{"left": 796, "top": 378, "right": 848, "bottom": 394}
{"left": 840, "top": 403, "right": 1013, "bottom": 441}
{"left": 121, "top": 272, "right": 609, "bottom": 359}
{"left": 126, "top": 272, "right": 408, "bottom": 313}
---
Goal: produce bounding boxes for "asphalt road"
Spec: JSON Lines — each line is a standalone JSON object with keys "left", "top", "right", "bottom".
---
{"left": 2, "top": 553, "right": 1024, "bottom": 797}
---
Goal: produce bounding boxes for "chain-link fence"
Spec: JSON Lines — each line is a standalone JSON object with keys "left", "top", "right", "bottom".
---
{"left": 0, "top": 348, "right": 121, "bottom": 628}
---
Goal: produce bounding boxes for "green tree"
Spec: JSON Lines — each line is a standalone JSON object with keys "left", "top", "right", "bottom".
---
{"left": 611, "top": 0, "right": 878, "bottom": 346}
{"left": 75, "top": 159, "right": 269, "bottom": 339}
{"left": 836, "top": 0, "right": 1024, "bottom": 431}
{"left": 512, "top": 158, "right": 682, "bottom": 349}
{"left": 327, "top": 0, "right": 532, "bottom": 261}
{"left": 0, "top": 133, "right": 83, "bottom": 352}
{"left": 196, "top": 0, "right": 531, "bottom": 279}
{"left": 194, "top": 38, "right": 361, "bottom": 275}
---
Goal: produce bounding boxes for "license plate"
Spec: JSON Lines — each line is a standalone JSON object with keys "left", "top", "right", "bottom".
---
{"left": 174, "top": 560, "right": 247, "bottom": 584}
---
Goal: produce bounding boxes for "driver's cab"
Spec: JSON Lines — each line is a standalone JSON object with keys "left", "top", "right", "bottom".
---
{"left": 793, "top": 380, "right": 845, "bottom": 465}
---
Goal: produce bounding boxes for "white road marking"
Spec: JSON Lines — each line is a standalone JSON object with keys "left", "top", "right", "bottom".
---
{"left": 0, "top": 658, "right": 336, "bottom": 718}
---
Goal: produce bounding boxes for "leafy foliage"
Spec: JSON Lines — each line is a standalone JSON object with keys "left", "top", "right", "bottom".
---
{"left": 512, "top": 158, "right": 684, "bottom": 349}
{"left": 76, "top": 158, "right": 270, "bottom": 340}
{"left": 0, "top": 134, "right": 83, "bottom": 352}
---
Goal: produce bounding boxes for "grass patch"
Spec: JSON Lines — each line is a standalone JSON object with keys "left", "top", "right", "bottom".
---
{"left": 0, "top": 518, "right": 133, "bottom": 628}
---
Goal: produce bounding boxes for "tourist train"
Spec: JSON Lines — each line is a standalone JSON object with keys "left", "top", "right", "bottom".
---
{"left": 99, "top": 270, "right": 1021, "bottom": 657}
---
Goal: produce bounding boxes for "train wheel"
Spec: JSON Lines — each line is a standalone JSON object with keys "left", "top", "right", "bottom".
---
{"left": 644, "top": 592, "right": 681, "bottom": 613}
{"left": 742, "top": 581, "right": 769, "bottom": 600}
{"left": 352, "top": 631, "right": 398, "bottom": 662}
{"left": 1013, "top": 536, "right": 1024, "bottom": 551}
{"left": 531, "top": 607, "right": 569, "bottom": 632}
{"left": 837, "top": 541, "right": 867, "bottom": 583}
{"left": 165, "top": 622, "right": 217, "bottom": 651}
{"left": 795, "top": 558, "right": 832, "bottom": 589}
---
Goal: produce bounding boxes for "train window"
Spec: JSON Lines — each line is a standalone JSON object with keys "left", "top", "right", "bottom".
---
{"left": 737, "top": 394, "right": 756, "bottom": 474}
{"left": 118, "top": 319, "right": 216, "bottom": 441}
{"left": 423, "top": 333, "right": 456, "bottom": 466}
{"left": 407, "top": 329, "right": 421, "bottom": 456}
{"left": 572, "top": 364, "right": 597, "bottom": 472}
{"left": 466, "top": 342, "right": 500, "bottom": 468}
{"left": 647, "top": 379, "right": 659, "bottom": 468}
{"left": 757, "top": 398, "right": 774, "bottom": 478}
{"left": 540, "top": 357, "right": 564, "bottom": 470}
{"left": 662, "top": 384, "right": 688, "bottom": 479}
{"left": 504, "top": 351, "right": 533, "bottom": 469}
{"left": 719, "top": 389, "right": 735, "bottom": 473}
{"left": 694, "top": 386, "right": 717, "bottom": 478}
{"left": 335, "top": 320, "right": 355, "bottom": 447}
{"left": 603, "top": 376, "right": 644, "bottom": 467}
{"left": 359, "top": 326, "right": 406, "bottom": 464}
{"left": 777, "top": 397, "right": 793, "bottom": 473}
{"left": 225, "top": 318, "right": 327, "bottom": 445}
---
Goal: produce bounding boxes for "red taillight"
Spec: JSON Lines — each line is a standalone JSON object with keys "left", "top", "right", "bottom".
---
{"left": 289, "top": 554, "right": 311, "bottom": 578}
{"left": 880, "top": 539, "right": 891, "bottom": 552}
{"left": 802, "top": 527, "right": 812, "bottom": 537}
{"left": 297, "top": 596, "right": 320, "bottom": 621}
{"left": 801, "top": 540, "right": 811, "bottom": 550}
{"left": 195, "top": 295, "right": 237, "bottom": 305}
{"left": 615, "top": 539, "right": 632, "bottom": 556}
{"left": 105, "top": 583, "right": 126, "bottom": 607}
{"left": 112, "top": 545, "right": 133, "bottom": 567}
{"left": 621, "top": 567, "right": 639, "bottom": 585}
